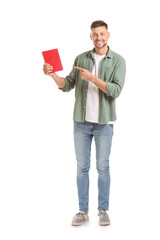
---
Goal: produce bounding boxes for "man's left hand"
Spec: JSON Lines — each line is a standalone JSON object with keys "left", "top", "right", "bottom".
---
{"left": 74, "top": 66, "right": 93, "bottom": 81}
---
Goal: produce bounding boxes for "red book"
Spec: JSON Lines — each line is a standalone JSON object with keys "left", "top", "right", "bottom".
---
{"left": 42, "top": 48, "right": 63, "bottom": 73}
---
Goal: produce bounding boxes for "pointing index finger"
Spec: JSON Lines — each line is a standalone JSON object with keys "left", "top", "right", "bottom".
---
{"left": 74, "top": 66, "right": 84, "bottom": 71}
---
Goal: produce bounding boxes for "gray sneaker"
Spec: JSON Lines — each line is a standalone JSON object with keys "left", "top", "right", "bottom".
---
{"left": 72, "top": 212, "right": 89, "bottom": 226}
{"left": 98, "top": 211, "right": 110, "bottom": 226}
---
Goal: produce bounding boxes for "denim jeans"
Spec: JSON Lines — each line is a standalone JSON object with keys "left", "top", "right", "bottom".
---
{"left": 74, "top": 121, "right": 114, "bottom": 212}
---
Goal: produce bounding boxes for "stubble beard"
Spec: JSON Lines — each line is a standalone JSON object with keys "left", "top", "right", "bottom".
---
{"left": 94, "top": 42, "right": 107, "bottom": 49}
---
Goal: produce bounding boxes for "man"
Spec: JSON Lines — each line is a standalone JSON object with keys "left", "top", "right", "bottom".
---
{"left": 43, "top": 20, "right": 126, "bottom": 226}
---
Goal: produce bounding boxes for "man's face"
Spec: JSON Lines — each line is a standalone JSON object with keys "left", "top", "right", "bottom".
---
{"left": 90, "top": 26, "right": 110, "bottom": 49}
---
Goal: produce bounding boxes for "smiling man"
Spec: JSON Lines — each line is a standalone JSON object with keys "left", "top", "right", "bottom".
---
{"left": 43, "top": 20, "right": 126, "bottom": 226}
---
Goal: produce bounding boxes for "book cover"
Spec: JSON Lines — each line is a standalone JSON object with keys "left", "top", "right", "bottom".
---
{"left": 42, "top": 48, "right": 63, "bottom": 73}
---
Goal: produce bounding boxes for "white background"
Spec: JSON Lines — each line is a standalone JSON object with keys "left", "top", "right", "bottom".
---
{"left": 0, "top": 0, "right": 160, "bottom": 239}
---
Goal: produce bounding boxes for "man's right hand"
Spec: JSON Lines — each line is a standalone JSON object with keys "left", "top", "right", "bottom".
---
{"left": 43, "top": 63, "right": 65, "bottom": 88}
{"left": 43, "top": 63, "right": 54, "bottom": 76}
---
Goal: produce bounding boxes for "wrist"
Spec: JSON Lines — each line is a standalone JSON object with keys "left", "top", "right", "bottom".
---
{"left": 50, "top": 72, "right": 56, "bottom": 78}
{"left": 90, "top": 75, "right": 97, "bottom": 83}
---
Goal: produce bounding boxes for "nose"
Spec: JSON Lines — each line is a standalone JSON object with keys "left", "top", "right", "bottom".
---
{"left": 97, "top": 34, "right": 101, "bottom": 40}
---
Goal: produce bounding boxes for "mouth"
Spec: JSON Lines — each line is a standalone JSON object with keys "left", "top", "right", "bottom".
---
{"left": 94, "top": 40, "right": 107, "bottom": 49}
{"left": 96, "top": 41, "right": 103, "bottom": 44}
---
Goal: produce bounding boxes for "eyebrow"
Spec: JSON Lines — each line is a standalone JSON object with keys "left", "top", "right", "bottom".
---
{"left": 92, "top": 32, "right": 105, "bottom": 34}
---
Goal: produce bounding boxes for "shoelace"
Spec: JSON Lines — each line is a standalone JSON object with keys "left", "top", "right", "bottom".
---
{"left": 98, "top": 211, "right": 107, "bottom": 217}
{"left": 74, "top": 212, "right": 85, "bottom": 219}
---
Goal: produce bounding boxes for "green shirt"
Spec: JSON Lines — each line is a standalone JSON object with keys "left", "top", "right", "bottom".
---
{"left": 59, "top": 46, "right": 126, "bottom": 124}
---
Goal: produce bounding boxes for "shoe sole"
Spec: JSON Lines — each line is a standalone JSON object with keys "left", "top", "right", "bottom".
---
{"left": 72, "top": 218, "right": 89, "bottom": 226}
{"left": 99, "top": 221, "right": 110, "bottom": 226}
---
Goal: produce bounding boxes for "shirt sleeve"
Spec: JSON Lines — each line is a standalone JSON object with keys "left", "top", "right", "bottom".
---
{"left": 59, "top": 57, "right": 78, "bottom": 92}
{"left": 106, "top": 58, "right": 126, "bottom": 98}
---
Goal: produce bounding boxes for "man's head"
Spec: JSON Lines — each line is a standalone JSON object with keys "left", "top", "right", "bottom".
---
{"left": 90, "top": 20, "right": 110, "bottom": 50}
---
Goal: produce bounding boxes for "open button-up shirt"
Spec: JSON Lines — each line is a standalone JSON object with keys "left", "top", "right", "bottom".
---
{"left": 59, "top": 46, "right": 126, "bottom": 124}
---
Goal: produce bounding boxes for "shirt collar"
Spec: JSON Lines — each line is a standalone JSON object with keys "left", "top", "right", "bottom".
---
{"left": 88, "top": 45, "right": 112, "bottom": 60}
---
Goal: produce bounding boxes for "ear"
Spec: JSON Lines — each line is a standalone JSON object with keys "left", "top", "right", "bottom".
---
{"left": 90, "top": 33, "right": 93, "bottom": 40}
{"left": 107, "top": 32, "right": 110, "bottom": 39}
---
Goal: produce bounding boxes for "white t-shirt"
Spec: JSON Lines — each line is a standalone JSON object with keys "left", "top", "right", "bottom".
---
{"left": 85, "top": 53, "right": 115, "bottom": 124}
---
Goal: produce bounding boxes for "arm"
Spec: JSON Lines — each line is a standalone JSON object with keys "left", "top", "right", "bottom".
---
{"left": 58, "top": 58, "right": 77, "bottom": 92}
{"left": 90, "top": 76, "right": 106, "bottom": 93}
{"left": 51, "top": 73, "right": 65, "bottom": 89}
{"left": 74, "top": 58, "right": 126, "bottom": 98}
{"left": 74, "top": 66, "right": 106, "bottom": 93}
{"left": 105, "top": 59, "right": 126, "bottom": 98}
{"left": 43, "top": 63, "right": 65, "bottom": 88}
{"left": 43, "top": 58, "right": 77, "bottom": 92}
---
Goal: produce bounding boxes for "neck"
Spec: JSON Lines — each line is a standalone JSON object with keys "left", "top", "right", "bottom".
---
{"left": 94, "top": 45, "right": 108, "bottom": 55}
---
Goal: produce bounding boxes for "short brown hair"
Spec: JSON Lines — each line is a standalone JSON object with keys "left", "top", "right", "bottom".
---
{"left": 90, "top": 20, "right": 108, "bottom": 30}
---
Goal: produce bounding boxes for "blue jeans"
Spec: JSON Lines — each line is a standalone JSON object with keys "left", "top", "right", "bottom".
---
{"left": 74, "top": 121, "right": 114, "bottom": 212}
